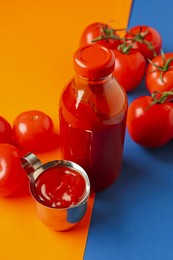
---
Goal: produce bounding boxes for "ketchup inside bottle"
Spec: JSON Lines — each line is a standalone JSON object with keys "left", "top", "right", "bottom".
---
{"left": 34, "top": 166, "right": 86, "bottom": 208}
{"left": 59, "top": 44, "right": 128, "bottom": 192}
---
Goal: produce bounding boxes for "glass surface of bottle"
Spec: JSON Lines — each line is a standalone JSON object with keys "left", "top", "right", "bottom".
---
{"left": 59, "top": 44, "right": 128, "bottom": 192}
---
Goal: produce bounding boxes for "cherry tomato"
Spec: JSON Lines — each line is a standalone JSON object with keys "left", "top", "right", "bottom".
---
{"left": 146, "top": 52, "right": 173, "bottom": 93}
{"left": 0, "top": 116, "right": 12, "bottom": 144}
{"left": 0, "top": 143, "right": 26, "bottom": 197}
{"left": 113, "top": 44, "right": 146, "bottom": 92}
{"left": 125, "top": 25, "right": 162, "bottom": 60}
{"left": 13, "top": 110, "right": 55, "bottom": 152}
{"left": 79, "top": 22, "right": 121, "bottom": 50}
{"left": 127, "top": 94, "right": 173, "bottom": 148}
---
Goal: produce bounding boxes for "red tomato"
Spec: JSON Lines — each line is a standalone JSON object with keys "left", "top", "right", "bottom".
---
{"left": 113, "top": 46, "right": 146, "bottom": 92}
{"left": 125, "top": 25, "right": 162, "bottom": 60}
{"left": 0, "top": 116, "right": 12, "bottom": 144}
{"left": 79, "top": 22, "right": 121, "bottom": 50}
{"left": 146, "top": 52, "right": 173, "bottom": 93}
{"left": 127, "top": 95, "right": 173, "bottom": 148}
{"left": 13, "top": 110, "right": 55, "bottom": 152}
{"left": 0, "top": 144, "right": 26, "bottom": 197}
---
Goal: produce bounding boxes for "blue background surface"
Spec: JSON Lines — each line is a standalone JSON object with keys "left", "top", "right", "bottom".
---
{"left": 84, "top": 0, "right": 173, "bottom": 259}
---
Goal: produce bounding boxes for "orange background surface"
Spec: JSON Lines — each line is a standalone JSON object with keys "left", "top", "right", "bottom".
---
{"left": 0, "top": 0, "right": 132, "bottom": 259}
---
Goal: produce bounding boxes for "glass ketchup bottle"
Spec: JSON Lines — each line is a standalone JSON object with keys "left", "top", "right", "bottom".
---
{"left": 59, "top": 44, "right": 128, "bottom": 192}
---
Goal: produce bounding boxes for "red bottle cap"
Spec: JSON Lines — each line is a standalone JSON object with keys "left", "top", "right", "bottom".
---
{"left": 73, "top": 44, "right": 115, "bottom": 79}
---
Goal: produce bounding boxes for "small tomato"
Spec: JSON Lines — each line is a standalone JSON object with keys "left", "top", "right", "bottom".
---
{"left": 146, "top": 52, "right": 173, "bottom": 93}
{"left": 113, "top": 42, "right": 146, "bottom": 92}
{"left": 0, "top": 144, "right": 26, "bottom": 197}
{"left": 125, "top": 25, "right": 162, "bottom": 60}
{"left": 127, "top": 92, "right": 173, "bottom": 148}
{"left": 13, "top": 110, "right": 55, "bottom": 152}
{"left": 0, "top": 116, "right": 12, "bottom": 144}
{"left": 79, "top": 22, "right": 122, "bottom": 50}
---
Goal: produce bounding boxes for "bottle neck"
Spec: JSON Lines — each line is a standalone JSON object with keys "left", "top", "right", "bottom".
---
{"left": 71, "top": 73, "right": 121, "bottom": 121}
{"left": 73, "top": 73, "right": 116, "bottom": 99}
{"left": 74, "top": 73, "right": 114, "bottom": 88}
{"left": 66, "top": 71, "right": 127, "bottom": 124}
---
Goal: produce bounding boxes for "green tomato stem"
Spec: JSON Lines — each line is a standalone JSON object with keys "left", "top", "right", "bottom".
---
{"left": 126, "top": 27, "right": 156, "bottom": 57}
{"left": 145, "top": 89, "right": 173, "bottom": 111}
{"left": 118, "top": 40, "right": 132, "bottom": 54}
{"left": 92, "top": 24, "right": 125, "bottom": 43}
{"left": 148, "top": 51, "right": 173, "bottom": 83}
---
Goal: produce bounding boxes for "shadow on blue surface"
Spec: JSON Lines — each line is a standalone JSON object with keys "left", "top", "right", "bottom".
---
{"left": 85, "top": 140, "right": 173, "bottom": 259}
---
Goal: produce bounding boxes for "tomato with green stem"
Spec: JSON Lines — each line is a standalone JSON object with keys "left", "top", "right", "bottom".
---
{"left": 79, "top": 22, "right": 123, "bottom": 50}
{"left": 125, "top": 25, "right": 162, "bottom": 60}
{"left": 146, "top": 52, "right": 173, "bottom": 93}
{"left": 0, "top": 143, "right": 26, "bottom": 197}
{"left": 113, "top": 41, "right": 146, "bottom": 92}
{"left": 127, "top": 90, "right": 173, "bottom": 148}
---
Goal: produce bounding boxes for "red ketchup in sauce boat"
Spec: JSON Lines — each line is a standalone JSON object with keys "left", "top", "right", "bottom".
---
{"left": 34, "top": 166, "right": 86, "bottom": 208}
